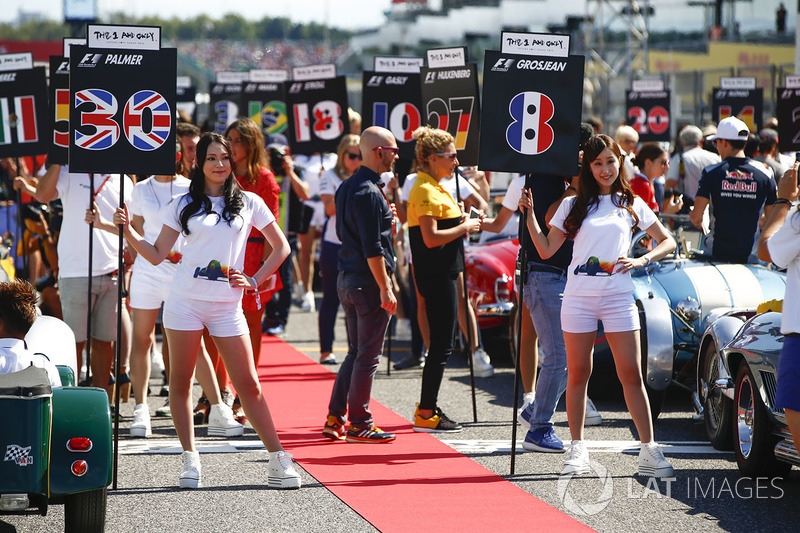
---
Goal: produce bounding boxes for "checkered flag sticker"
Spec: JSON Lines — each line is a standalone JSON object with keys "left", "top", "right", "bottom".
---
{"left": 4, "top": 444, "right": 33, "bottom": 466}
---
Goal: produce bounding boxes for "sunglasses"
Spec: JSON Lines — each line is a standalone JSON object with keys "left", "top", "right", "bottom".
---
{"left": 345, "top": 152, "right": 362, "bottom": 161}
{"left": 435, "top": 152, "right": 458, "bottom": 160}
{"left": 372, "top": 146, "right": 399, "bottom": 155}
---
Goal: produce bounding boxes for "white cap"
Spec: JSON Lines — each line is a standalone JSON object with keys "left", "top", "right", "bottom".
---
{"left": 709, "top": 117, "right": 750, "bottom": 141}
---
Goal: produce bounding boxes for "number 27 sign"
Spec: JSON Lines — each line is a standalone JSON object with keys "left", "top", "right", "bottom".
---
{"left": 69, "top": 45, "right": 176, "bottom": 175}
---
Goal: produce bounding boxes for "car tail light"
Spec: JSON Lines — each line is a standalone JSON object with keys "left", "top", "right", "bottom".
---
{"left": 71, "top": 460, "right": 88, "bottom": 477}
{"left": 495, "top": 275, "right": 511, "bottom": 304}
{"left": 66, "top": 438, "right": 93, "bottom": 452}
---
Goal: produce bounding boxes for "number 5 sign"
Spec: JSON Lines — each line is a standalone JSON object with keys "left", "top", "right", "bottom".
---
{"left": 479, "top": 50, "right": 584, "bottom": 175}
{"left": 69, "top": 45, "right": 177, "bottom": 175}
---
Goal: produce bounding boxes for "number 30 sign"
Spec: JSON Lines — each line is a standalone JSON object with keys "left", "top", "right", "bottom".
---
{"left": 69, "top": 45, "right": 176, "bottom": 175}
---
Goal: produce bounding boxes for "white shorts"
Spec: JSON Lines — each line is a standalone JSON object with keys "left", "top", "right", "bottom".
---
{"left": 561, "top": 292, "right": 640, "bottom": 334}
{"left": 308, "top": 199, "right": 325, "bottom": 229}
{"left": 129, "top": 272, "right": 171, "bottom": 310}
{"left": 163, "top": 295, "right": 249, "bottom": 337}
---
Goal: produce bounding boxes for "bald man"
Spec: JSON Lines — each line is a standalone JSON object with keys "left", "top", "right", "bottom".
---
{"left": 322, "top": 127, "right": 398, "bottom": 444}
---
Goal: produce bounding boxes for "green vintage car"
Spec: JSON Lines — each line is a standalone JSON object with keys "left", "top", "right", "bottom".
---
{"left": 0, "top": 316, "right": 112, "bottom": 532}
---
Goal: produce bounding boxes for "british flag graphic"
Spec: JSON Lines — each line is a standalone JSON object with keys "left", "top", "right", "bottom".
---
{"left": 74, "top": 88, "right": 119, "bottom": 150}
{"left": 123, "top": 90, "right": 171, "bottom": 151}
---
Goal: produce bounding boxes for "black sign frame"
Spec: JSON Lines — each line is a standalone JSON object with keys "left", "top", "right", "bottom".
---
{"left": 0, "top": 66, "right": 49, "bottom": 159}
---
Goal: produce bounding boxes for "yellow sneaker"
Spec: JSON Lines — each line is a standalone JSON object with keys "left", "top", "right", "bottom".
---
{"left": 413, "top": 404, "right": 463, "bottom": 433}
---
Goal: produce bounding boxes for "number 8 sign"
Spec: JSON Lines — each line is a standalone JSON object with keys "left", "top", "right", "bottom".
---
{"left": 506, "top": 91, "right": 555, "bottom": 155}
{"left": 479, "top": 50, "right": 584, "bottom": 175}
{"left": 69, "top": 45, "right": 177, "bottom": 175}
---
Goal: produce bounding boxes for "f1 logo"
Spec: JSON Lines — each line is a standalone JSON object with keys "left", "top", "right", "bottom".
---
{"left": 491, "top": 58, "right": 514, "bottom": 72}
{"left": 79, "top": 53, "right": 102, "bottom": 66}
{"left": 288, "top": 83, "right": 303, "bottom": 94}
{"left": 506, "top": 91, "right": 555, "bottom": 155}
{"left": 424, "top": 71, "right": 436, "bottom": 84}
{"left": 367, "top": 75, "right": 383, "bottom": 87}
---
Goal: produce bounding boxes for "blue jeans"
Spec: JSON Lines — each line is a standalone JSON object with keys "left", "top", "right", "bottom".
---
{"left": 328, "top": 275, "right": 391, "bottom": 428}
{"left": 522, "top": 270, "right": 568, "bottom": 432}
{"left": 317, "top": 240, "right": 341, "bottom": 354}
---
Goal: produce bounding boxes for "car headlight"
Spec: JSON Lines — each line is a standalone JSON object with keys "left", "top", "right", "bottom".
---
{"left": 676, "top": 296, "right": 701, "bottom": 324}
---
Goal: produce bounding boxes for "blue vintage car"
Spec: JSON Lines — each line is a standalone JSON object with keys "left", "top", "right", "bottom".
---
{"left": 585, "top": 224, "right": 786, "bottom": 418}
{"left": 697, "top": 310, "right": 797, "bottom": 476}
{"left": 0, "top": 316, "right": 112, "bottom": 532}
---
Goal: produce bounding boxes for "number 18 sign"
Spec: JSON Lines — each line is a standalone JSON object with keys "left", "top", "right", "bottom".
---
{"left": 69, "top": 44, "right": 177, "bottom": 174}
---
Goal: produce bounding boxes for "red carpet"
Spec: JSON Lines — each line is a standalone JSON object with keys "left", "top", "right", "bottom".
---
{"left": 257, "top": 336, "right": 592, "bottom": 533}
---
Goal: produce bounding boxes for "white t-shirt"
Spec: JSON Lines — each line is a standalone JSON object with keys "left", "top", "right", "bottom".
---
{"left": 550, "top": 194, "right": 657, "bottom": 297}
{"left": 318, "top": 169, "right": 344, "bottom": 244}
{"left": 161, "top": 191, "right": 275, "bottom": 303}
{"left": 501, "top": 175, "right": 525, "bottom": 211}
{"left": 56, "top": 167, "right": 134, "bottom": 278}
{"left": 0, "top": 339, "right": 62, "bottom": 388}
{"left": 129, "top": 176, "right": 191, "bottom": 281}
{"left": 294, "top": 153, "right": 337, "bottom": 198}
{"left": 766, "top": 205, "right": 800, "bottom": 334}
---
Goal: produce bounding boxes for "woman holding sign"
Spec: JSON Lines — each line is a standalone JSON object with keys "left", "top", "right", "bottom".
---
{"left": 407, "top": 126, "right": 482, "bottom": 433}
{"left": 519, "top": 134, "right": 676, "bottom": 477}
{"left": 114, "top": 132, "right": 301, "bottom": 490}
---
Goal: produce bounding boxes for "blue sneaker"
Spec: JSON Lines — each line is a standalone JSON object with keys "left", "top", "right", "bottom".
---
{"left": 522, "top": 427, "right": 564, "bottom": 453}
{"left": 517, "top": 401, "right": 534, "bottom": 431}
{"left": 265, "top": 324, "right": 285, "bottom": 336}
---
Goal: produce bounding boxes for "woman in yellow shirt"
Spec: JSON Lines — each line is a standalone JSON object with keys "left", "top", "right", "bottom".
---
{"left": 407, "top": 126, "right": 482, "bottom": 432}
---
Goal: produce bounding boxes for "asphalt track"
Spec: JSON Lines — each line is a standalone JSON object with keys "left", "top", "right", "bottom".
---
{"left": 3, "top": 295, "right": 799, "bottom": 533}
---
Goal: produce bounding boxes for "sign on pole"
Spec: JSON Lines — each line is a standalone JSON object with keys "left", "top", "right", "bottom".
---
{"left": 69, "top": 44, "right": 177, "bottom": 174}
{"left": 286, "top": 74, "right": 348, "bottom": 155}
{"left": 419, "top": 51, "right": 480, "bottom": 166}
{"left": 626, "top": 88, "right": 671, "bottom": 142}
{"left": 242, "top": 81, "right": 288, "bottom": 137}
{"left": 776, "top": 86, "right": 800, "bottom": 152}
{"left": 209, "top": 81, "right": 242, "bottom": 134}
{"left": 362, "top": 70, "right": 422, "bottom": 162}
{"left": 0, "top": 62, "right": 49, "bottom": 158}
{"left": 711, "top": 79, "right": 763, "bottom": 132}
{"left": 479, "top": 46, "right": 584, "bottom": 175}
{"left": 48, "top": 55, "right": 71, "bottom": 164}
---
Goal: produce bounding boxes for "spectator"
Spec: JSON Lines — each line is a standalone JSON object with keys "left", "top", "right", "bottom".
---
{"left": 755, "top": 128, "right": 787, "bottom": 178}
{"left": 614, "top": 125, "right": 639, "bottom": 183}
{"left": 665, "top": 125, "right": 721, "bottom": 203}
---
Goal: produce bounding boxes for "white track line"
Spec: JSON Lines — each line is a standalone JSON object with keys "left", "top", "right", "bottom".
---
{"left": 117, "top": 439, "right": 729, "bottom": 456}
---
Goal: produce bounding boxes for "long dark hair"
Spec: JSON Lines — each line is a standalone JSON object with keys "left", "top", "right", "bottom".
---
{"left": 563, "top": 134, "right": 639, "bottom": 239}
{"left": 224, "top": 118, "right": 268, "bottom": 186}
{"left": 179, "top": 132, "right": 243, "bottom": 235}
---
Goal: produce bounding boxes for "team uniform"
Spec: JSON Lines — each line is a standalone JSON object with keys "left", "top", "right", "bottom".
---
{"left": 696, "top": 157, "right": 777, "bottom": 263}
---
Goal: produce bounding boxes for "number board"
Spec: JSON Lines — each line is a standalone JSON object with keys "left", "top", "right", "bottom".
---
{"left": 361, "top": 71, "right": 422, "bottom": 162}
{"left": 419, "top": 63, "right": 480, "bottom": 166}
{"left": 625, "top": 90, "right": 671, "bottom": 142}
{"left": 285, "top": 76, "right": 348, "bottom": 155}
{"left": 209, "top": 82, "right": 242, "bottom": 134}
{"left": 0, "top": 66, "right": 49, "bottom": 158}
{"left": 479, "top": 50, "right": 584, "bottom": 175}
{"left": 242, "top": 81, "right": 287, "bottom": 136}
{"left": 776, "top": 87, "right": 800, "bottom": 152}
{"left": 69, "top": 45, "right": 177, "bottom": 175}
{"left": 48, "top": 56, "right": 70, "bottom": 164}
{"left": 711, "top": 88, "right": 763, "bottom": 133}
